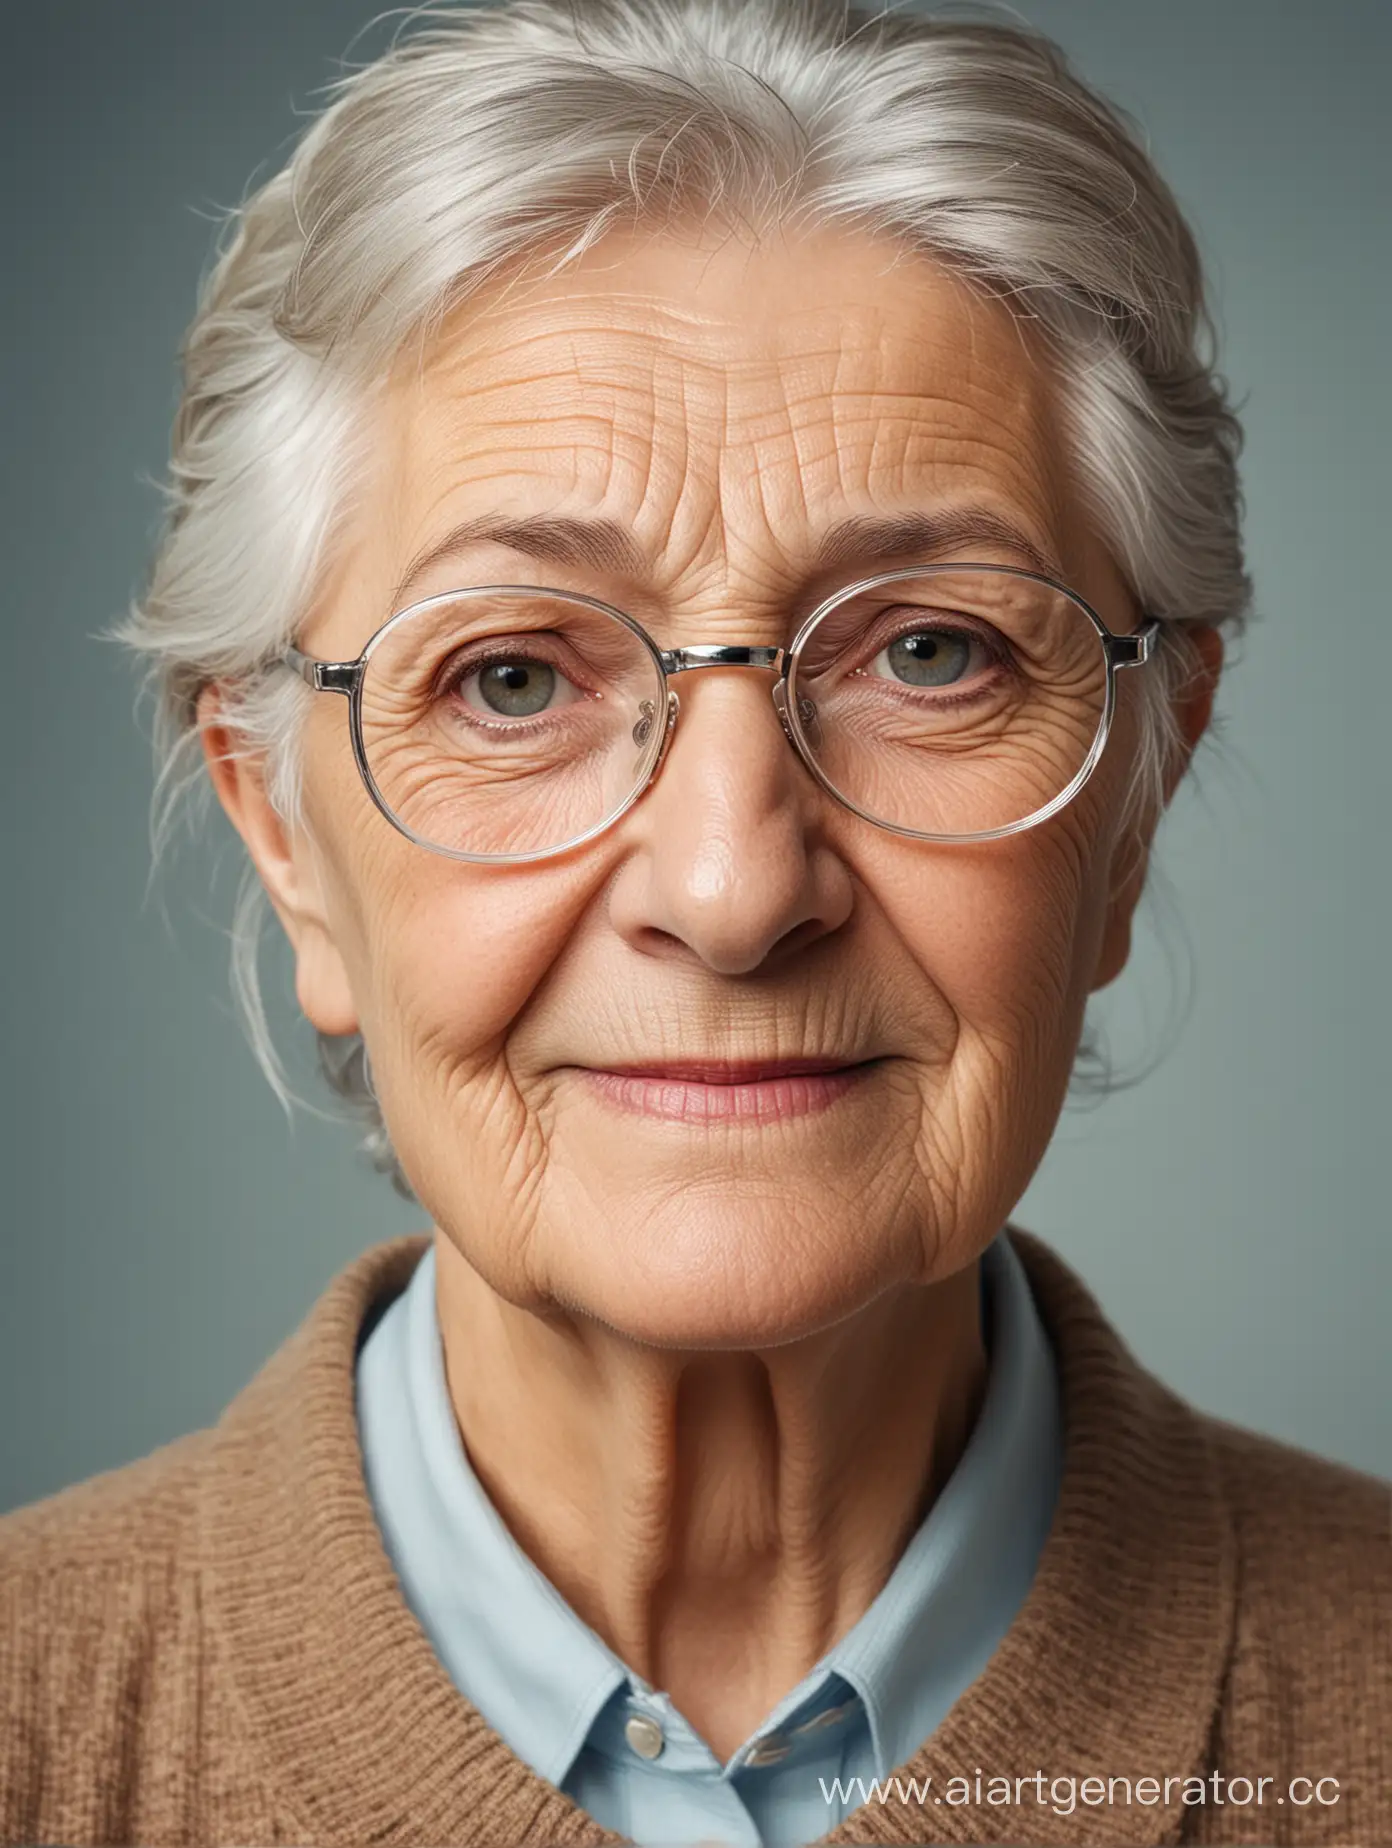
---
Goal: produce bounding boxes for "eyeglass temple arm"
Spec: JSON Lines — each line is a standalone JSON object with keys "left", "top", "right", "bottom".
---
{"left": 1107, "top": 617, "right": 1161, "bottom": 667}
{"left": 282, "top": 645, "right": 360, "bottom": 695}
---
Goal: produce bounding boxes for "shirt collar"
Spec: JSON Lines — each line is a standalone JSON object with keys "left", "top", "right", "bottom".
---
{"left": 356, "top": 1228, "right": 1060, "bottom": 1787}
{"left": 356, "top": 1242, "right": 628, "bottom": 1783}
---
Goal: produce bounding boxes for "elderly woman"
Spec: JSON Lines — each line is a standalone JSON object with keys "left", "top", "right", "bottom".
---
{"left": 2, "top": 2, "right": 1387, "bottom": 1844}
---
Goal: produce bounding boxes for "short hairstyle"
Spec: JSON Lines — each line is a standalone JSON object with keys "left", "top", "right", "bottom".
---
{"left": 118, "top": 0, "right": 1251, "bottom": 1192}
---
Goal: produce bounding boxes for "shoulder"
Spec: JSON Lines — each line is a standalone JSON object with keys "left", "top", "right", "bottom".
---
{"left": 1206, "top": 1409, "right": 1388, "bottom": 1525}
{"left": 0, "top": 1232, "right": 428, "bottom": 1621}
{"left": 0, "top": 1426, "right": 212, "bottom": 1572}
{"left": 1009, "top": 1225, "right": 1390, "bottom": 1826}
{"left": 0, "top": 1432, "right": 222, "bottom": 1836}
{"left": 1194, "top": 1411, "right": 1391, "bottom": 1829}
{"left": 1010, "top": 1223, "right": 1388, "bottom": 1619}
{"left": 1200, "top": 1408, "right": 1389, "bottom": 1634}
{"left": 1203, "top": 1410, "right": 1389, "bottom": 1593}
{"left": 0, "top": 1235, "right": 434, "bottom": 1844}
{"left": 0, "top": 1428, "right": 215, "bottom": 1683}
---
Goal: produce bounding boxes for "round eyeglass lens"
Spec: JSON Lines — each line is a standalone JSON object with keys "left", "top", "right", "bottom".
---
{"left": 356, "top": 589, "right": 667, "bottom": 859}
{"left": 786, "top": 567, "right": 1112, "bottom": 837}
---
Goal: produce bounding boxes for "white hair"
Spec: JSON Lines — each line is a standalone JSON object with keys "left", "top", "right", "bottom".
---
{"left": 118, "top": 0, "right": 1251, "bottom": 1193}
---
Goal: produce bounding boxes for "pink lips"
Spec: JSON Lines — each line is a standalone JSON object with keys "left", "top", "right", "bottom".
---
{"left": 575, "top": 1058, "right": 873, "bottom": 1124}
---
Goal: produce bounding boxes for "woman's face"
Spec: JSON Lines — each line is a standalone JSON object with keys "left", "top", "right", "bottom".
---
{"left": 259, "top": 226, "right": 1174, "bottom": 1348}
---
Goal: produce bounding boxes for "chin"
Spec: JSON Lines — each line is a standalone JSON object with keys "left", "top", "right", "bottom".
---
{"left": 542, "top": 1192, "right": 909, "bottom": 1352}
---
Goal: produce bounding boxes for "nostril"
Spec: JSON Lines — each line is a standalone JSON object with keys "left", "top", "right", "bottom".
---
{"left": 771, "top": 915, "right": 831, "bottom": 962}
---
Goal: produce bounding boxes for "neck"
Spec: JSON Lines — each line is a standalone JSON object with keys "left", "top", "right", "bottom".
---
{"left": 433, "top": 1233, "right": 988, "bottom": 1761}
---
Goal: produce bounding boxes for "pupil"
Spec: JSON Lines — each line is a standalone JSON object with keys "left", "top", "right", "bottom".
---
{"left": 888, "top": 630, "right": 969, "bottom": 686}
{"left": 479, "top": 659, "right": 555, "bottom": 716}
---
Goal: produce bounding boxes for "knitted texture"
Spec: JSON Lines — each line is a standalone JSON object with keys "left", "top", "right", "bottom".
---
{"left": 2, "top": 1229, "right": 1388, "bottom": 1846}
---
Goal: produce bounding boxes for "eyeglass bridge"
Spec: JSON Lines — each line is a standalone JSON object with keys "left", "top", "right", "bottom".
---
{"left": 658, "top": 643, "right": 786, "bottom": 673}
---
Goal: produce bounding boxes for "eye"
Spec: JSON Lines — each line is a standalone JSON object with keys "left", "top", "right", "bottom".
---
{"left": 458, "top": 655, "right": 582, "bottom": 719}
{"left": 866, "top": 623, "right": 990, "bottom": 690}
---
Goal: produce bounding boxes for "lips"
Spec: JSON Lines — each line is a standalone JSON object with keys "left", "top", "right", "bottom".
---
{"left": 572, "top": 1057, "right": 878, "bottom": 1124}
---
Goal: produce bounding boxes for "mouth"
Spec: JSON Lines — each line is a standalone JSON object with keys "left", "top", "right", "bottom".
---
{"left": 571, "top": 1057, "right": 881, "bottom": 1125}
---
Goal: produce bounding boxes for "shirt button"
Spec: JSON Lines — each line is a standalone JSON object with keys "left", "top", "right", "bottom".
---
{"left": 745, "top": 1734, "right": 792, "bottom": 1767}
{"left": 624, "top": 1713, "right": 666, "bottom": 1760}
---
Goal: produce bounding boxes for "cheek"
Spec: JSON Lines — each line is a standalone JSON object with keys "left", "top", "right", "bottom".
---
{"left": 297, "top": 719, "right": 601, "bottom": 1066}
{"left": 336, "top": 841, "right": 611, "bottom": 1077}
{"left": 852, "top": 812, "right": 1106, "bottom": 1041}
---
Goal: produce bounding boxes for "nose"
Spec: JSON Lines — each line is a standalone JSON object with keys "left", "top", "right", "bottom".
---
{"left": 606, "top": 667, "right": 855, "bottom": 975}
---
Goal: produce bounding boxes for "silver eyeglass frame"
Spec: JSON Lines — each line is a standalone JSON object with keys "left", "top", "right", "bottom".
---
{"left": 281, "top": 561, "right": 1160, "bottom": 864}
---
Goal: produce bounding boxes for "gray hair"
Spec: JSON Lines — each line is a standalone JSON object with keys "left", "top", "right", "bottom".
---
{"left": 118, "top": 0, "right": 1251, "bottom": 1195}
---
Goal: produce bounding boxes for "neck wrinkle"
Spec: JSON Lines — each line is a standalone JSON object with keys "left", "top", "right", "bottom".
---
{"left": 433, "top": 1229, "right": 987, "bottom": 1754}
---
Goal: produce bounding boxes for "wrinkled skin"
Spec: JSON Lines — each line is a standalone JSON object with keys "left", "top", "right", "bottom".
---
{"left": 204, "top": 224, "right": 1220, "bottom": 1755}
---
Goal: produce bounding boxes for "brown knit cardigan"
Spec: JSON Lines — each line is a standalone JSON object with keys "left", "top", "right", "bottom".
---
{"left": 1, "top": 1229, "right": 1388, "bottom": 1847}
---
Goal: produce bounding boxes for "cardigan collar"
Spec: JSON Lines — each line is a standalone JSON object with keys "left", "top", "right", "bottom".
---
{"left": 197, "top": 1228, "right": 1236, "bottom": 1846}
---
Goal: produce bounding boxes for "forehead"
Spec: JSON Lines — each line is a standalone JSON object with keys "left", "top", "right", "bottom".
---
{"left": 353, "top": 225, "right": 1077, "bottom": 612}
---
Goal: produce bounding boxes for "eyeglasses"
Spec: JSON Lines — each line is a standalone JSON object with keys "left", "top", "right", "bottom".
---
{"left": 281, "top": 563, "right": 1159, "bottom": 863}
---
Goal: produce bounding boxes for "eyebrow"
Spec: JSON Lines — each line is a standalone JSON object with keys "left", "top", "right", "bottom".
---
{"left": 811, "top": 508, "right": 1064, "bottom": 580}
{"left": 386, "top": 503, "right": 1064, "bottom": 612}
{"left": 387, "top": 516, "right": 646, "bottom": 612}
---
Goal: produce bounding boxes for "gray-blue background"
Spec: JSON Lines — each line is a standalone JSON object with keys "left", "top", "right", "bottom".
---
{"left": 2, "top": 0, "right": 1388, "bottom": 1513}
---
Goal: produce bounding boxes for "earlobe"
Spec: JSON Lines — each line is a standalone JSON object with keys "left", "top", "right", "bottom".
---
{"left": 1089, "top": 830, "right": 1150, "bottom": 993}
{"left": 197, "top": 685, "right": 300, "bottom": 925}
{"left": 196, "top": 684, "right": 360, "bottom": 1037}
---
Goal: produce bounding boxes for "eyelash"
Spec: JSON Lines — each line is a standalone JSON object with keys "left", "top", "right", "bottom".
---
{"left": 434, "top": 641, "right": 593, "bottom": 729}
{"left": 845, "top": 609, "right": 1012, "bottom": 689}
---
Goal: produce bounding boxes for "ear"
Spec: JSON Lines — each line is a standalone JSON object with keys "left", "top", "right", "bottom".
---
{"left": 196, "top": 684, "right": 360, "bottom": 1036}
{"left": 1090, "top": 624, "right": 1224, "bottom": 992}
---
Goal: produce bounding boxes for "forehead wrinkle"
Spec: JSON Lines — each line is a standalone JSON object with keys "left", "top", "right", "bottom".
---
{"left": 425, "top": 289, "right": 1041, "bottom": 436}
{"left": 654, "top": 347, "right": 730, "bottom": 587}
{"left": 697, "top": 319, "right": 1057, "bottom": 524}
{"left": 763, "top": 352, "right": 816, "bottom": 557}
{"left": 383, "top": 249, "right": 1073, "bottom": 595}
{"left": 398, "top": 407, "right": 723, "bottom": 598}
{"left": 415, "top": 263, "right": 1049, "bottom": 431}
{"left": 779, "top": 396, "right": 1052, "bottom": 510}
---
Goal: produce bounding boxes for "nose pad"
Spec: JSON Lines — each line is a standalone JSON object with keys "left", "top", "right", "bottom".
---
{"left": 771, "top": 680, "right": 823, "bottom": 754}
{"left": 798, "top": 697, "right": 823, "bottom": 754}
{"left": 633, "top": 689, "right": 681, "bottom": 780}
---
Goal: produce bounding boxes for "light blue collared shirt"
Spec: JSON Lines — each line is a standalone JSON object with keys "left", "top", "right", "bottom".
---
{"left": 356, "top": 1231, "right": 1061, "bottom": 1847}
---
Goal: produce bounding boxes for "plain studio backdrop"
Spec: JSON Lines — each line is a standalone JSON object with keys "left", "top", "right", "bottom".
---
{"left": 1, "top": 0, "right": 1388, "bottom": 1513}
